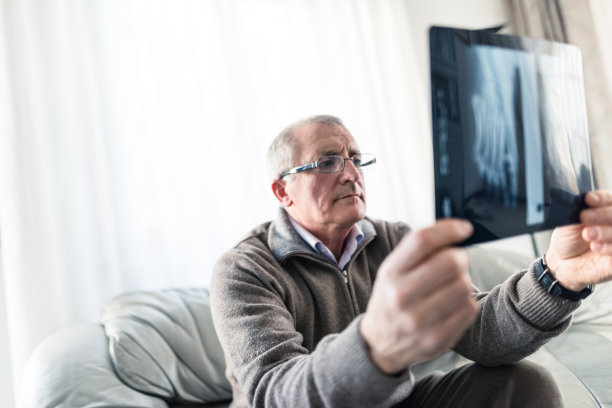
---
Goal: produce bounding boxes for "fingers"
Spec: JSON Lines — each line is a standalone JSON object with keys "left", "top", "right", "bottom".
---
{"left": 400, "top": 272, "right": 476, "bottom": 333}
{"left": 395, "top": 247, "right": 470, "bottom": 303}
{"left": 395, "top": 250, "right": 476, "bottom": 336}
{"left": 384, "top": 219, "right": 473, "bottom": 277}
{"left": 413, "top": 297, "right": 479, "bottom": 359}
{"left": 582, "top": 226, "right": 612, "bottom": 242}
{"left": 548, "top": 190, "right": 612, "bottom": 287}
{"left": 585, "top": 190, "right": 612, "bottom": 208}
{"left": 585, "top": 236, "right": 612, "bottom": 255}
{"left": 580, "top": 206, "right": 612, "bottom": 225}
{"left": 580, "top": 191, "right": 612, "bottom": 255}
{"left": 361, "top": 219, "right": 475, "bottom": 373}
{"left": 392, "top": 278, "right": 478, "bottom": 366}
{"left": 581, "top": 190, "right": 612, "bottom": 225}
{"left": 362, "top": 246, "right": 477, "bottom": 372}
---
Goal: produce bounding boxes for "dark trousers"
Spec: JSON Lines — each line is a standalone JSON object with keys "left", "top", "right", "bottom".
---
{"left": 394, "top": 360, "right": 564, "bottom": 408}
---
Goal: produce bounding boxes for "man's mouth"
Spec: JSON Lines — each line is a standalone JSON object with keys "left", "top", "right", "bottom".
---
{"left": 337, "top": 192, "right": 363, "bottom": 201}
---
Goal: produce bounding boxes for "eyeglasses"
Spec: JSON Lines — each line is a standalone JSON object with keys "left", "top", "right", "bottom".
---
{"left": 279, "top": 154, "right": 376, "bottom": 179}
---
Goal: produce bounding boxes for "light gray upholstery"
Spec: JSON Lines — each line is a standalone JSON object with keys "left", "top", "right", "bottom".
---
{"left": 19, "top": 288, "right": 232, "bottom": 408}
{"left": 101, "top": 288, "right": 232, "bottom": 405}
{"left": 18, "top": 323, "right": 168, "bottom": 408}
{"left": 467, "top": 245, "right": 533, "bottom": 291}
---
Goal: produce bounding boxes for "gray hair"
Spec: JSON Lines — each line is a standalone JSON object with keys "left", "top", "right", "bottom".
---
{"left": 266, "top": 115, "right": 344, "bottom": 180}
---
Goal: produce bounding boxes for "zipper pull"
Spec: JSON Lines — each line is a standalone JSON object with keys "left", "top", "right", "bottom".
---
{"left": 342, "top": 270, "right": 349, "bottom": 284}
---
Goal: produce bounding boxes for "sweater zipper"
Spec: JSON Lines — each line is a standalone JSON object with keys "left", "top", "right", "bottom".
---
{"left": 281, "top": 233, "right": 374, "bottom": 310}
{"left": 340, "top": 233, "right": 374, "bottom": 287}
{"left": 341, "top": 269, "right": 349, "bottom": 285}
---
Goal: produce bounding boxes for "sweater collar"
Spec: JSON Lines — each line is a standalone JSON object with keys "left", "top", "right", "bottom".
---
{"left": 268, "top": 208, "right": 376, "bottom": 263}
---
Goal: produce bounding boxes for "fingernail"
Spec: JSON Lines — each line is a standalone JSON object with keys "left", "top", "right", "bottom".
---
{"left": 588, "top": 228, "right": 599, "bottom": 240}
{"left": 592, "top": 241, "right": 604, "bottom": 252}
{"left": 589, "top": 193, "right": 600, "bottom": 205}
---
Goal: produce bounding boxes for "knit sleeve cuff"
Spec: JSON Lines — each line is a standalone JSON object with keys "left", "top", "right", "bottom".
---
{"left": 514, "top": 260, "right": 581, "bottom": 330}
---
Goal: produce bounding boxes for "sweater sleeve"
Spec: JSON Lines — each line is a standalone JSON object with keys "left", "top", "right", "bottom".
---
{"left": 454, "top": 260, "right": 581, "bottom": 366}
{"left": 210, "top": 249, "right": 413, "bottom": 408}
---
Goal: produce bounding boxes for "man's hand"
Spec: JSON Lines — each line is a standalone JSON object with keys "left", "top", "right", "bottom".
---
{"left": 360, "top": 219, "right": 479, "bottom": 375}
{"left": 546, "top": 190, "right": 612, "bottom": 291}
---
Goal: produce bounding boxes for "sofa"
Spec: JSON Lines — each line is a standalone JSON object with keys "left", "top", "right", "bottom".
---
{"left": 17, "top": 243, "right": 612, "bottom": 407}
{"left": 18, "top": 287, "right": 233, "bottom": 408}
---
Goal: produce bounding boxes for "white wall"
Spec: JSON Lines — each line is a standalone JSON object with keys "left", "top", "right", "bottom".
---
{"left": 590, "top": 0, "right": 612, "bottom": 118}
{"left": 405, "top": 0, "right": 509, "bottom": 129}
{"left": 407, "top": 0, "right": 509, "bottom": 83}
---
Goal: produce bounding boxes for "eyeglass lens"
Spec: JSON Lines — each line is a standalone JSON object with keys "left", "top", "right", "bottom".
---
{"left": 318, "top": 155, "right": 365, "bottom": 173}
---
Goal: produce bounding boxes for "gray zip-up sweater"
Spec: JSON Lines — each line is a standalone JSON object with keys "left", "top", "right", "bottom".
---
{"left": 210, "top": 209, "right": 580, "bottom": 407}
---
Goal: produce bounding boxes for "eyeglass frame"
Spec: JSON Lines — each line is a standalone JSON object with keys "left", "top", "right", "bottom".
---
{"left": 279, "top": 154, "right": 376, "bottom": 179}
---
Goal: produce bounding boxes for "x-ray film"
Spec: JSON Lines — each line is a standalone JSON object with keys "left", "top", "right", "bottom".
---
{"left": 430, "top": 26, "right": 594, "bottom": 245}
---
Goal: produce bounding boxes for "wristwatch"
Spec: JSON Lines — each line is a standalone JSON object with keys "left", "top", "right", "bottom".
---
{"left": 535, "top": 257, "right": 593, "bottom": 301}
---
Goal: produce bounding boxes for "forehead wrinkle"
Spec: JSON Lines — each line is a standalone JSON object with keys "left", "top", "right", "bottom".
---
{"left": 296, "top": 123, "right": 360, "bottom": 162}
{"left": 318, "top": 144, "right": 361, "bottom": 158}
{"left": 314, "top": 136, "right": 360, "bottom": 157}
{"left": 314, "top": 141, "right": 359, "bottom": 159}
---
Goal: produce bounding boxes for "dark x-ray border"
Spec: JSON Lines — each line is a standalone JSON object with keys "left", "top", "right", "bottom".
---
{"left": 430, "top": 26, "right": 594, "bottom": 245}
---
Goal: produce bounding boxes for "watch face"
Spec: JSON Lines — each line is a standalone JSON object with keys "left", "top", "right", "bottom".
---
{"left": 430, "top": 26, "right": 593, "bottom": 245}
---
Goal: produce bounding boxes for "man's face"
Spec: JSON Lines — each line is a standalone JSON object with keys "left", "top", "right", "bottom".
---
{"left": 282, "top": 122, "right": 367, "bottom": 233}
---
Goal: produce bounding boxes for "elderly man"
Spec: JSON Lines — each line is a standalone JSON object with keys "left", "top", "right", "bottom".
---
{"left": 211, "top": 115, "right": 612, "bottom": 407}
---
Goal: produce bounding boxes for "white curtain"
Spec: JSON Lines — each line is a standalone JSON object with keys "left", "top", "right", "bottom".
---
{"left": 0, "top": 0, "right": 435, "bottom": 400}
{"left": 505, "top": 0, "right": 612, "bottom": 189}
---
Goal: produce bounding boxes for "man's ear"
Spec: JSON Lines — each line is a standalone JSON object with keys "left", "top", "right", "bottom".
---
{"left": 271, "top": 179, "right": 293, "bottom": 207}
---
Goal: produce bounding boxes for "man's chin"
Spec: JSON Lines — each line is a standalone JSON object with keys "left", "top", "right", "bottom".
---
{"left": 339, "top": 204, "right": 366, "bottom": 224}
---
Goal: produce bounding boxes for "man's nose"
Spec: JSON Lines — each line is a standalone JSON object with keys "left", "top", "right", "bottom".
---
{"left": 340, "top": 158, "right": 361, "bottom": 182}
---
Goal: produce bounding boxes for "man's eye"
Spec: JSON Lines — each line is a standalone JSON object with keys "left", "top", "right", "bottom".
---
{"left": 352, "top": 155, "right": 362, "bottom": 166}
{"left": 318, "top": 158, "right": 336, "bottom": 169}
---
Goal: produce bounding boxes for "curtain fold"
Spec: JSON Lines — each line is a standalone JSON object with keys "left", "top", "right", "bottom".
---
{"left": 0, "top": 0, "right": 17, "bottom": 405}
{"left": 0, "top": 0, "right": 431, "bottom": 399}
{"left": 505, "top": 0, "right": 612, "bottom": 189}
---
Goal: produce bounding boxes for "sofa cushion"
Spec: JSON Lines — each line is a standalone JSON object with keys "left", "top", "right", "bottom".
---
{"left": 101, "top": 288, "right": 232, "bottom": 405}
{"left": 18, "top": 323, "right": 169, "bottom": 408}
{"left": 467, "top": 245, "right": 532, "bottom": 291}
{"left": 572, "top": 282, "right": 612, "bottom": 325}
